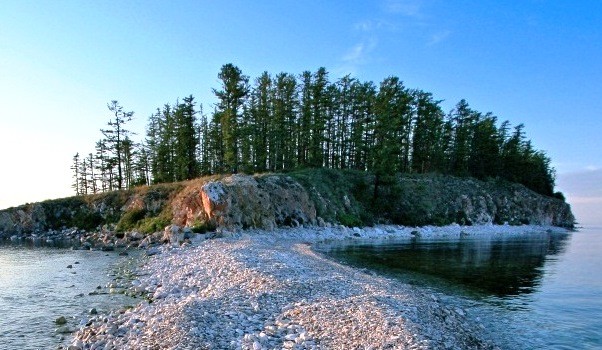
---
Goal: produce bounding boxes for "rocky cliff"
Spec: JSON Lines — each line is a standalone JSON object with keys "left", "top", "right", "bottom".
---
{"left": 0, "top": 170, "right": 574, "bottom": 240}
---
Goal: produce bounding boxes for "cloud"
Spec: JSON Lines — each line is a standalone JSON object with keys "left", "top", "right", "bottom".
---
{"left": 337, "top": 38, "right": 378, "bottom": 76}
{"left": 383, "top": 0, "right": 423, "bottom": 17}
{"left": 427, "top": 30, "right": 451, "bottom": 46}
{"left": 343, "top": 39, "right": 377, "bottom": 63}
{"left": 354, "top": 19, "right": 398, "bottom": 32}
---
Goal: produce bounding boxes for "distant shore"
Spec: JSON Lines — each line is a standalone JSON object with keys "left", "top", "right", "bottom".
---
{"left": 68, "top": 224, "right": 569, "bottom": 350}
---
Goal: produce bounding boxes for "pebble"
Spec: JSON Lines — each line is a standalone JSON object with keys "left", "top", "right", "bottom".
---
{"left": 70, "top": 224, "right": 551, "bottom": 349}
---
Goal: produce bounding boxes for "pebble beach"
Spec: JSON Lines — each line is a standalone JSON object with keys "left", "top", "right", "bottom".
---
{"left": 70, "top": 224, "right": 569, "bottom": 350}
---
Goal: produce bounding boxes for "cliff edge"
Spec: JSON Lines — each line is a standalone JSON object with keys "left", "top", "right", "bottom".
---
{"left": 0, "top": 169, "right": 574, "bottom": 239}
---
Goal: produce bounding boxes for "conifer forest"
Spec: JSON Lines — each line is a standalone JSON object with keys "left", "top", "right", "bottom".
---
{"left": 71, "top": 64, "right": 557, "bottom": 198}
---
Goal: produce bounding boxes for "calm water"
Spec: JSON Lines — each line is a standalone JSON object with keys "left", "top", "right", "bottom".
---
{"left": 315, "top": 227, "right": 602, "bottom": 350}
{"left": 0, "top": 242, "right": 138, "bottom": 350}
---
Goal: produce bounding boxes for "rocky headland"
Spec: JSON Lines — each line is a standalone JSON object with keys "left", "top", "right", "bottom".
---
{"left": 0, "top": 169, "right": 576, "bottom": 349}
{"left": 0, "top": 169, "right": 575, "bottom": 247}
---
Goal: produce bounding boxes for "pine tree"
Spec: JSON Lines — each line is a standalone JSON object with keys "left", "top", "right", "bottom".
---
{"left": 411, "top": 90, "right": 445, "bottom": 173}
{"left": 173, "top": 95, "right": 198, "bottom": 181}
{"left": 349, "top": 81, "right": 376, "bottom": 171}
{"left": 448, "top": 99, "right": 476, "bottom": 176}
{"left": 197, "top": 108, "right": 212, "bottom": 175}
{"left": 213, "top": 64, "right": 249, "bottom": 173}
{"left": 297, "top": 71, "right": 313, "bottom": 167}
{"left": 95, "top": 139, "right": 110, "bottom": 192}
{"left": 154, "top": 104, "right": 176, "bottom": 183}
{"left": 468, "top": 113, "right": 501, "bottom": 179}
{"left": 71, "top": 153, "right": 81, "bottom": 195}
{"left": 251, "top": 72, "right": 271, "bottom": 171}
{"left": 101, "top": 101, "right": 134, "bottom": 190}
{"left": 308, "top": 68, "right": 329, "bottom": 168}
{"left": 87, "top": 153, "right": 97, "bottom": 193}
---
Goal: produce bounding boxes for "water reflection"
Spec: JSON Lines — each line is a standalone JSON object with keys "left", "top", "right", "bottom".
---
{"left": 316, "top": 232, "right": 571, "bottom": 297}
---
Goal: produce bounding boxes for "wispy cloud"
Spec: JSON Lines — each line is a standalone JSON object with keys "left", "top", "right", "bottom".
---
{"left": 336, "top": 38, "right": 378, "bottom": 76}
{"left": 354, "top": 19, "right": 398, "bottom": 32}
{"left": 343, "top": 39, "right": 377, "bottom": 64}
{"left": 383, "top": 0, "right": 423, "bottom": 17}
{"left": 427, "top": 30, "right": 451, "bottom": 46}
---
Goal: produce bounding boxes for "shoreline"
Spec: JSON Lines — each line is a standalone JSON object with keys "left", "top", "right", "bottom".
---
{"left": 69, "top": 224, "right": 570, "bottom": 349}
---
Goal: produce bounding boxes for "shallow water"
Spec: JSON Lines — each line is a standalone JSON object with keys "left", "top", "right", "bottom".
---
{"left": 0, "top": 241, "right": 138, "bottom": 350}
{"left": 315, "top": 227, "right": 602, "bottom": 349}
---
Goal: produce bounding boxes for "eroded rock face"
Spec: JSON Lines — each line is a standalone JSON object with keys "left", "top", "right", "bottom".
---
{"left": 395, "top": 176, "right": 575, "bottom": 227}
{"left": 171, "top": 174, "right": 317, "bottom": 230}
{"left": 0, "top": 203, "right": 47, "bottom": 235}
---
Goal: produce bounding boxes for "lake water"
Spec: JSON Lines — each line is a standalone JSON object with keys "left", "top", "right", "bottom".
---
{"left": 315, "top": 226, "right": 602, "bottom": 349}
{"left": 0, "top": 242, "right": 138, "bottom": 350}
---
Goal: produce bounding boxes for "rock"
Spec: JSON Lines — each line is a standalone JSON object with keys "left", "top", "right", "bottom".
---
{"left": 55, "top": 316, "right": 67, "bottom": 325}
{"left": 162, "top": 225, "right": 184, "bottom": 245}
{"left": 100, "top": 244, "right": 115, "bottom": 251}
{"left": 454, "top": 307, "right": 465, "bottom": 317}
{"left": 127, "top": 231, "right": 144, "bottom": 241}
{"left": 317, "top": 217, "right": 326, "bottom": 227}
{"left": 284, "top": 334, "right": 297, "bottom": 341}
{"left": 66, "top": 265, "right": 73, "bottom": 269}
{"left": 89, "top": 308, "right": 98, "bottom": 315}
{"left": 55, "top": 325, "right": 72, "bottom": 334}
{"left": 147, "top": 247, "right": 161, "bottom": 256}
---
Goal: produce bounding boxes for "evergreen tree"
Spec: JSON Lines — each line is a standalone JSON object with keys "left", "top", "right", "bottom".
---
{"left": 271, "top": 72, "right": 298, "bottom": 170}
{"left": 250, "top": 72, "right": 271, "bottom": 171}
{"left": 197, "top": 108, "right": 212, "bottom": 175}
{"left": 411, "top": 90, "right": 446, "bottom": 173}
{"left": 308, "top": 68, "right": 329, "bottom": 168}
{"left": 173, "top": 95, "right": 198, "bottom": 181}
{"left": 349, "top": 81, "right": 376, "bottom": 171}
{"left": 468, "top": 113, "right": 501, "bottom": 179}
{"left": 95, "top": 139, "right": 110, "bottom": 192}
{"left": 448, "top": 99, "right": 476, "bottom": 176}
{"left": 154, "top": 104, "right": 176, "bottom": 183}
{"left": 297, "top": 71, "right": 313, "bottom": 167}
{"left": 101, "top": 101, "right": 134, "bottom": 190}
{"left": 72, "top": 64, "right": 560, "bottom": 199}
{"left": 213, "top": 64, "right": 249, "bottom": 173}
{"left": 372, "top": 76, "right": 411, "bottom": 174}
{"left": 87, "top": 153, "right": 97, "bottom": 194}
{"left": 71, "top": 153, "right": 81, "bottom": 195}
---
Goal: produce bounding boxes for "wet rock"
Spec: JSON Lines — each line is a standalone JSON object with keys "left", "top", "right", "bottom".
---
{"left": 146, "top": 247, "right": 161, "bottom": 256}
{"left": 55, "top": 325, "right": 72, "bottom": 334}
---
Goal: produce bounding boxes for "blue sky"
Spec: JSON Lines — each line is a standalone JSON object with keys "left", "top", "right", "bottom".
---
{"left": 0, "top": 0, "right": 600, "bottom": 225}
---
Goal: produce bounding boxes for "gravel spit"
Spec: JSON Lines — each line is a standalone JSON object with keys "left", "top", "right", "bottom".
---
{"left": 72, "top": 224, "right": 568, "bottom": 349}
